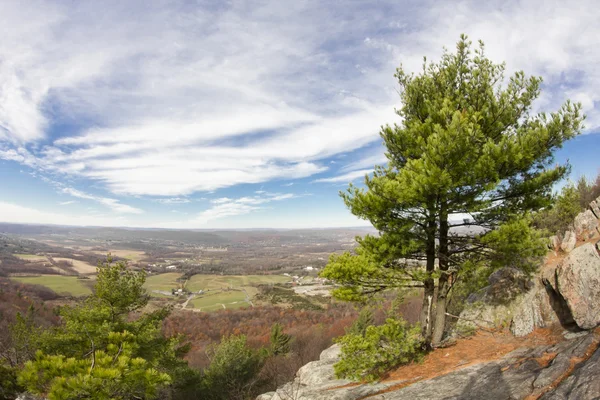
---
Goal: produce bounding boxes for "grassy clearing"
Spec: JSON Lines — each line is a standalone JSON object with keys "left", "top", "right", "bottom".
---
{"left": 110, "top": 250, "right": 146, "bottom": 261}
{"left": 13, "top": 254, "right": 47, "bottom": 261}
{"left": 190, "top": 290, "right": 248, "bottom": 311}
{"left": 54, "top": 258, "right": 97, "bottom": 274}
{"left": 144, "top": 272, "right": 183, "bottom": 296}
{"left": 91, "top": 249, "right": 146, "bottom": 262}
{"left": 11, "top": 275, "right": 92, "bottom": 297}
{"left": 186, "top": 274, "right": 289, "bottom": 292}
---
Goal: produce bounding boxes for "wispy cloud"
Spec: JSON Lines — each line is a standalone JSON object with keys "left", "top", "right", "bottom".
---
{"left": 61, "top": 187, "right": 143, "bottom": 214}
{"left": 340, "top": 147, "right": 388, "bottom": 173}
{"left": 155, "top": 197, "right": 191, "bottom": 205}
{"left": 196, "top": 192, "right": 297, "bottom": 223}
{"left": 58, "top": 200, "right": 77, "bottom": 206}
{"left": 313, "top": 169, "right": 373, "bottom": 183}
{"left": 0, "top": 0, "right": 599, "bottom": 229}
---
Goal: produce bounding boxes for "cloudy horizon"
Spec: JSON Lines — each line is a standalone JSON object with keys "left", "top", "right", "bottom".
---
{"left": 1, "top": 0, "right": 600, "bottom": 229}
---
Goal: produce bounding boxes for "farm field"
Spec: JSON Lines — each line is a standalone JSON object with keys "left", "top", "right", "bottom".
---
{"left": 54, "top": 258, "right": 97, "bottom": 274}
{"left": 144, "top": 272, "right": 183, "bottom": 296}
{"left": 186, "top": 274, "right": 289, "bottom": 292}
{"left": 190, "top": 290, "right": 248, "bottom": 311}
{"left": 91, "top": 249, "right": 146, "bottom": 262}
{"left": 13, "top": 253, "right": 47, "bottom": 261}
{"left": 11, "top": 275, "right": 92, "bottom": 296}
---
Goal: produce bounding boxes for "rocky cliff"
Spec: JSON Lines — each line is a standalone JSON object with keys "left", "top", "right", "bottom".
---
{"left": 258, "top": 196, "right": 600, "bottom": 400}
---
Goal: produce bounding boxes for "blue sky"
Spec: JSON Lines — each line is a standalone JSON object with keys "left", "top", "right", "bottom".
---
{"left": 1, "top": 0, "right": 599, "bottom": 229}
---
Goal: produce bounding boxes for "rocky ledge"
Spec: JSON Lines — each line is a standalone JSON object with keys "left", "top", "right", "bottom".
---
{"left": 258, "top": 197, "right": 600, "bottom": 400}
{"left": 258, "top": 330, "right": 600, "bottom": 400}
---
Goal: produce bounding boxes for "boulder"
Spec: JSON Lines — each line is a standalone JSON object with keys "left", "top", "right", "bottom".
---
{"left": 549, "top": 235, "right": 561, "bottom": 251}
{"left": 560, "top": 230, "right": 577, "bottom": 253}
{"left": 457, "top": 268, "right": 535, "bottom": 335}
{"left": 554, "top": 243, "right": 600, "bottom": 330}
{"left": 574, "top": 210, "right": 598, "bottom": 240}
{"left": 468, "top": 267, "right": 532, "bottom": 306}
{"left": 590, "top": 197, "right": 600, "bottom": 219}
{"left": 510, "top": 279, "right": 556, "bottom": 337}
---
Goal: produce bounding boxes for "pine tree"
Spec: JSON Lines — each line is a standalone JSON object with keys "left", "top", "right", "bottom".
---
{"left": 17, "top": 261, "right": 188, "bottom": 399}
{"left": 269, "top": 323, "right": 291, "bottom": 356}
{"left": 321, "top": 35, "right": 584, "bottom": 347}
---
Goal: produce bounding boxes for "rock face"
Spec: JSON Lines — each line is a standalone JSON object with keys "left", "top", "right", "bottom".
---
{"left": 560, "top": 230, "right": 577, "bottom": 253}
{"left": 552, "top": 243, "right": 600, "bottom": 330}
{"left": 574, "top": 210, "right": 598, "bottom": 240}
{"left": 258, "top": 333, "right": 600, "bottom": 400}
{"left": 262, "top": 344, "right": 396, "bottom": 400}
{"left": 257, "top": 202, "right": 600, "bottom": 400}
{"left": 457, "top": 268, "right": 535, "bottom": 334}
{"left": 509, "top": 278, "right": 557, "bottom": 337}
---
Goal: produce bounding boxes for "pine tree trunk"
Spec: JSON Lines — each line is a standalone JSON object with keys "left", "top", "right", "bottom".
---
{"left": 420, "top": 203, "right": 437, "bottom": 345}
{"left": 432, "top": 274, "right": 449, "bottom": 346}
{"left": 420, "top": 278, "right": 434, "bottom": 344}
{"left": 432, "top": 200, "right": 450, "bottom": 346}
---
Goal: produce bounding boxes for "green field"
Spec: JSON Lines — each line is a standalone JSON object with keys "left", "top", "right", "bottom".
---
{"left": 190, "top": 290, "right": 248, "bottom": 311}
{"left": 11, "top": 275, "right": 92, "bottom": 296}
{"left": 13, "top": 253, "right": 47, "bottom": 261}
{"left": 186, "top": 274, "right": 289, "bottom": 292}
{"left": 142, "top": 273, "right": 289, "bottom": 308}
{"left": 144, "top": 273, "right": 183, "bottom": 296}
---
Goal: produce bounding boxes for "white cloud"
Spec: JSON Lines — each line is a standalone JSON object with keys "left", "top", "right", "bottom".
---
{"left": 0, "top": 1, "right": 399, "bottom": 197}
{"left": 58, "top": 200, "right": 77, "bottom": 205}
{"left": 61, "top": 187, "right": 143, "bottom": 214}
{"left": 1, "top": 0, "right": 599, "bottom": 227}
{"left": 340, "top": 147, "right": 388, "bottom": 173}
{"left": 155, "top": 197, "right": 191, "bottom": 204}
{"left": 313, "top": 169, "right": 373, "bottom": 183}
{"left": 195, "top": 192, "right": 297, "bottom": 224}
{"left": 0, "top": 201, "right": 125, "bottom": 227}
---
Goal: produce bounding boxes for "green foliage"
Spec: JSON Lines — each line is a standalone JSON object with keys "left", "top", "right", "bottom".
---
{"left": 346, "top": 308, "right": 374, "bottom": 337}
{"left": 479, "top": 215, "right": 547, "bottom": 275}
{"left": 0, "top": 362, "right": 21, "bottom": 400}
{"left": 19, "top": 338, "right": 170, "bottom": 400}
{"left": 321, "top": 35, "right": 584, "bottom": 346}
{"left": 8, "top": 309, "right": 43, "bottom": 366}
{"left": 202, "top": 334, "right": 265, "bottom": 400}
{"left": 269, "top": 323, "right": 291, "bottom": 356}
{"left": 94, "top": 261, "right": 148, "bottom": 320}
{"left": 533, "top": 184, "right": 581, "bottom": 235}
{"left": 17, "top": 260, "right": 188, "bottom": 399}
{"left": 334, "top": 317, "right": 423, "bottom": 382}
{"left": 576, "top": 175, "right": 600, "bottom": 210}
{"left": 533, "top": 174, "right": 600, "bottom": 235}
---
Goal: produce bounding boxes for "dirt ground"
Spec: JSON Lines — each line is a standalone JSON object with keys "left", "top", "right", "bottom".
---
{"left": 378, "top": 326, "right": 564, "bottom": 392}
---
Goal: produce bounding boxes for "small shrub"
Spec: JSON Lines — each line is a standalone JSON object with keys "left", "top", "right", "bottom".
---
{"left": 334, "top": 317, "right": 423, "bottom": 382}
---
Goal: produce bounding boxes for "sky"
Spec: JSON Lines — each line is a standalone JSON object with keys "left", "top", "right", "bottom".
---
{"left": 1, "top": 0, "right": 600, "bottom": 229}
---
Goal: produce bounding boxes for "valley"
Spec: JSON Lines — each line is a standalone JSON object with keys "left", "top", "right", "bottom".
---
{"left": 0, "top": 223, "right": 370, "bottom": 311}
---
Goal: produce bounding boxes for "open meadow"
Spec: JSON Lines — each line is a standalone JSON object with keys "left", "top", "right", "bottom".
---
{"left": 53, "top": 258, "right": 97, "bottom": 274}
{"left": 13, "top": 253, "right": 48, "bottom": 261}
{"left": 186, "top": 274, "right": 289, "bottom": 291}
{"left": 144, "top": 272, "right": 184, "bottom": 296}
{"left": 11, "top": 275, "right": 92, "bottom": 296}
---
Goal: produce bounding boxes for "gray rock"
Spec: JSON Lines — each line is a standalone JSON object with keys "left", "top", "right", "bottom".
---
{"left": 574, "top": 210, "right": 598, "bottom": 240}
{"left": 510, "top": 278, "right": 557, "bottom": 337}
{"left": 590, "top": 198, "right": 600, "bottom": 219}
{"left": 560, "top": 230, "right": 576, "bottom": 253}
{"left": 258, "top": 333, "right": 600, "bottom": 400}
{"left": 555, "top": 243, "right": 600, "bottom": 329}
{"left": 539, "top": 342, "right": 600, "bottom": 400}
{"left": 549, "top": 235, "right": 561, "bottom": 251}
{"left": 319, "top": 343, "right": 341, "bottom": 361}
{"left": 256, "top": 392, "right": 275, "bottom": 400}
